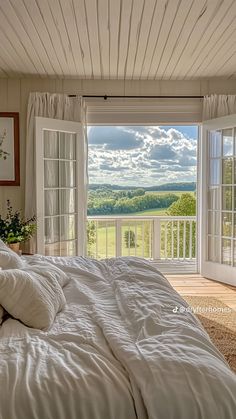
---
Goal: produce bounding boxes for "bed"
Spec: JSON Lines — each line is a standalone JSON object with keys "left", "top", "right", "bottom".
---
{"left": 0, "top": 254, "right": 235, "bottom": 419}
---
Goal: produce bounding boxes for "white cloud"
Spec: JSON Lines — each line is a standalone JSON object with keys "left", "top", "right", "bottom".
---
{"left": 87, "top": 126, "right": 197, "bottom": 186}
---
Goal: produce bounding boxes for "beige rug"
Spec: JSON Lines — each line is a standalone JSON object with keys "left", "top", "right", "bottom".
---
{"left": 183, "top": 296, "right": 236, "bottom": 373}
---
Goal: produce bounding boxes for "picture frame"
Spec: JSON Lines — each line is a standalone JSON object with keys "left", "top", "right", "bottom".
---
{"left": 0, "top": 112, "right": 20, "bottom": 186}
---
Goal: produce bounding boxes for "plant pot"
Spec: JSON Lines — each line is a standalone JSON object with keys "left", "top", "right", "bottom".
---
{"left": 8, "top": 242, "right": 20, "bottom": 253}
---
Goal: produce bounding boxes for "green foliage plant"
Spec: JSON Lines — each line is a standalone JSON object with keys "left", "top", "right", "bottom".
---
{"left": 0, "top": 200, "right": 36, "bottom": 244}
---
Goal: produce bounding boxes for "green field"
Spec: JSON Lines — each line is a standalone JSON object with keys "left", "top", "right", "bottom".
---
{"left": 145, "top": 190, "right": 195, "bottom": 196}
{"left": 132, "top": 208, "right": 167, "bottom": 216}
{"left": 87, "top": 221, "right": 153, "bottom": 259}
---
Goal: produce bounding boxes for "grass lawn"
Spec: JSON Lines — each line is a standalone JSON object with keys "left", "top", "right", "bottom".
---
{"left": 145, "top": 190, "right": 195, "bottom": 197}
{"left": 132, "top": 208, "right": 167, "bottom": 216}
{"left": 87, "top": 221, "right": 153, "bottom": 259}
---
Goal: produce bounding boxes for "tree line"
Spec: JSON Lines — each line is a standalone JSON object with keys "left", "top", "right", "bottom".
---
{"left": 88, "top": 187, "right": 179, "bottom": 215}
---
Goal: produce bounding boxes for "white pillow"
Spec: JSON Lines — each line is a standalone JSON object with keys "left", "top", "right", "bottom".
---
{"left": 22, "top": 261, "right": 70, "bottom": 288}
{"left": 0, "top": 267, "right": 66, "bottom": 330}
{"left": 0, "top": 239, "right": 24, "bottom": 270}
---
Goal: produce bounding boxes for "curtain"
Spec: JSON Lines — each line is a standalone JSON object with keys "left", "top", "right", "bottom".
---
{"left": 25, "top": 92, "right": 88, "bottom": 254}
{"left": 203, "top": 94, "right": 236, "bottom": 120}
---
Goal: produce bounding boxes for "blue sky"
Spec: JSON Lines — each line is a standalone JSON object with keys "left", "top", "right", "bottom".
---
{"left": 87, "top": 126, "right": 198, "bottom": 186}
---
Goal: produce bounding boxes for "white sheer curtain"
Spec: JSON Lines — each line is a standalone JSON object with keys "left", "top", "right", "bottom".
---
{"left": 203, "top": 94, "right": 236, "bottom": 120}
{"left": 25, "top": 92, "right": 88, "bottom": 254}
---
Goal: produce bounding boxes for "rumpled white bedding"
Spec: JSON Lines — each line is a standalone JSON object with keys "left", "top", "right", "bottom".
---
{"left": 0, "top": 256, "right": 235, "bottom": 419}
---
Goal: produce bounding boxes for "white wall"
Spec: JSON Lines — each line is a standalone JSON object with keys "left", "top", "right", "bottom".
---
{"left": 1, "top": 77, "right": 236, "bottom": 215}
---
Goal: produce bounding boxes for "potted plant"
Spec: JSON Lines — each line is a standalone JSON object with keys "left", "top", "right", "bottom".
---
{"left": 0, "top": 200, "right": 36, "bottom": 253}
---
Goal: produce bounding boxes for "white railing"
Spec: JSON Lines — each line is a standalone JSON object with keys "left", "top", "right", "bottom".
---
{"left": 87, "top": 215, "right": 197, "bottom": 261}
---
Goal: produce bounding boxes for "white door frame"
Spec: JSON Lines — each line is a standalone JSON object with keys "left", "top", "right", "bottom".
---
{"left": 199, "top": 114, "right": 236, "bottom": 286}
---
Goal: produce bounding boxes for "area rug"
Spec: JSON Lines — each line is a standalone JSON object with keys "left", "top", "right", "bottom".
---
{"left": 183, "top": 296, "right": 236, "bottom": 373}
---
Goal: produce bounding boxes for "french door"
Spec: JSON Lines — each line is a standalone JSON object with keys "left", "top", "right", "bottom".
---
{"left": 200, "top": 114, "right": 236, "bottom": 285}
{"left": 35, "top": 117, "right": 86, "bottom": 256}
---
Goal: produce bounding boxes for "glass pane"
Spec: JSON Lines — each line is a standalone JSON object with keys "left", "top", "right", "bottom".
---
{"left": 44, "top": 130, "right": 59, "bottom": 159}
{"left": 222, "top": 238, "right": 232, "bottom": 266}
{"left": 234, "top": 241, "right": 236, "bottom": 267}
{"left": 209, "top": 159, "right": 220, "bottom": 185}
{"left": 60, "top": 215, "right": 76, "bottom": 241}
{"left": 60, "top": 189, "right": 76, "bottom": 214}
{"left": 44, "top": 190, "right": 59, "bottom": 216}
{"left": 208, "top": 236, "right": 220, "bottom": 263}
{"left": 223, "top": 129, "right": 233, "bottom": 156}
{"left": 234, "top": 213, "right": 236, "bottom": 238}
{"left": 45, "top": 243, "right": 60, "bottom": 256}
{"left": 44, "top": 161, "right": 59, "bottom": 188}
{"left": 208, "top": 211, "right": 220, "bottom": 235}
{"left": 222, "top": 212, "right": 232, "bottom": 237}
{"left": 208, "top": 187, "right": 220, "bottom": 210}
{"left": 222, "top": 158, "right": 233, "bottom": 184}
{"left": 234, "top": 158, "right": 236, "bottom": 184}
{"left": 222, "top": 186, "right": 232, "bottom": 211}
{"left": 60, "top": 132, "right": 76, "bottom": 160}
{"left": 208, "top": 212, "right": 213, "bottom": 235}
{"left": 45, "top": 217, "right": 60, "bottom": 244}
{"left": 209, "top": 130, "right": 221, "bottom": 158}
{"left": 60, "top": 240, "right": 77, "bottom": 256}
{"left": 234, "top": 187, "right": 236, "bottom": 211}
{"left": 59, "top": 162, "right": 76, "bottom": 187}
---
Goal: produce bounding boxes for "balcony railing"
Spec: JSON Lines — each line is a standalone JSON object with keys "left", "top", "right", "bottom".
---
{"left": 87, "top": 216, "right": 197, "bottom": 263}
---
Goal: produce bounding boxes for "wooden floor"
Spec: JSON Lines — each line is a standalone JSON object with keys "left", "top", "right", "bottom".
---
{"left": 166, "top": 274, "right": 236, "bottom": 310}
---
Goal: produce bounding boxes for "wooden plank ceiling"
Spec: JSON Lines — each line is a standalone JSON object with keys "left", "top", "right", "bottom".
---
{"left": 0, "top": 0, "right": 235, "bottom": 79}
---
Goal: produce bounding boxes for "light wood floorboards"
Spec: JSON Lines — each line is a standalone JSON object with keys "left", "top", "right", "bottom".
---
{"left": 166, "top": 274, "right": 236, "bottom": 310}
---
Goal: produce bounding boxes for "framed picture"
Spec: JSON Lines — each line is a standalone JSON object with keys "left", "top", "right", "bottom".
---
{"left": 0, "top": 112, "right": 20, "bottom": 186}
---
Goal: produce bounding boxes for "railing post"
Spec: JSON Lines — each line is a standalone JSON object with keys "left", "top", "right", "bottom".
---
{"left": 116, "top": 219, "right": 122, "bottom": 257}
{"left": 153, "top": 218, "right": 161, "bottom": 260}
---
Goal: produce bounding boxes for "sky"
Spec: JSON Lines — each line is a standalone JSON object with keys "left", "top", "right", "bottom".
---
{"left": 87, "top": 125, "right": 198, "bottom": 187}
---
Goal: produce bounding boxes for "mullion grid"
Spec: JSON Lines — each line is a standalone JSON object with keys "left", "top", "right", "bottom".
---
{"left": 221, "top": 128, "right": 234, "bottom": 266}
{"left": 207, "top": 131, "right": 221, "bottom": 263}
{"left": 43, "top": 131, "right": 77, "bottom": 256}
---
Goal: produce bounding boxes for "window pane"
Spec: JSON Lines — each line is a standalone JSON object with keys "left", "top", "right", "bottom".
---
{"left": 234, "top": 158, "right": 236, "bottom": 184}
{"left": 60, "top": 240, "right": 77, "bottom": 256}
{"left": 222, "top": 158, "right": 233, "bottom": 184}
{"left": 234, "top": 241, "right": 236, "bottom": 267}
{"left": 60, "top": 132, "right": 76, "bottom": 160}
{"left": 60, "top": 189, "right": 76, "bottom": 214}
{"left": 59, "top": 162, "right": 76, "bottom": 187}
{"left": 223, "top": 129, "right": 233, "bottom": 156}
{"left": 208, "top": 236, "right": 220, "bottom": 263}
{"left": 44, "top": 190, "right": 59, "bottom": 216}
{"left": 45, "top": 217, "right": 60, "bottom": 244}
{"left": 209, "top": 159, "right": 220, "bottom": 185}
{"left": 208, "top": 211, "right": 220, "bottom": 235}
{"left": 44, "top": 130, "right": 59, "bottom": 159}
{"left": 234, "top": 214, "right": 236, "bottom": 238}
{"left": 222, "top": 186, "right": 232, "bottom": 211}
{"left": 222, "top": 239, "right": 232, "bottom": 266}
{"left": 222, "top": 212, "right": 232, "bottom": 237}
{"left": 45, "top": 243, "right": 60, "bottom": 256}
{"left": 208, "top": 187, "right": 220, "bottom": 210}
{"left": 44, "top": 161, "right": 59, "bottom": 188}
{"left": 60, "top": 215, "right": 76, "bottom": 241}
{"left": 209, "top": 131, "right": 221, "bottom": 158}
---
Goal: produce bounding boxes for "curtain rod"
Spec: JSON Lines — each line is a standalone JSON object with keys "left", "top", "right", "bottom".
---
{"left": 68, "top": 94, "right": 204, "bottom": 99}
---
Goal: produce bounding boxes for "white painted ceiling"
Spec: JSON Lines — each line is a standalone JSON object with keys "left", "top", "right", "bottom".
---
{"left": 0, "top": 0, "right": 235, "bottom": 79}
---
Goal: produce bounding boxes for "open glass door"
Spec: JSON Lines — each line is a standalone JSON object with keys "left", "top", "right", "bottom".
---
{"left": 35, "top": 117, "right": 86, "bottom": 256}
{"left": 200, "top": 114, "right": 236, "bottom": 285}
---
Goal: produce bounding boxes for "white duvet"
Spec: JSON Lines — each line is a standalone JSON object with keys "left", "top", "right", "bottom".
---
{"left": 0, "top": 256, "right": 235, "bottom": 419}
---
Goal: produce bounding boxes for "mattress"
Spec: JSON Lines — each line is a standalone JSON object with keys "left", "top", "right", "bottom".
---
{"left": 0, "top": 255, "right": 235, "bottom": 419}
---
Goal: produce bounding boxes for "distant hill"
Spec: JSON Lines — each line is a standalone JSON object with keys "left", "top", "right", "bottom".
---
{"left": 89, "top": 182, "right": 196, "bottom": 192}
